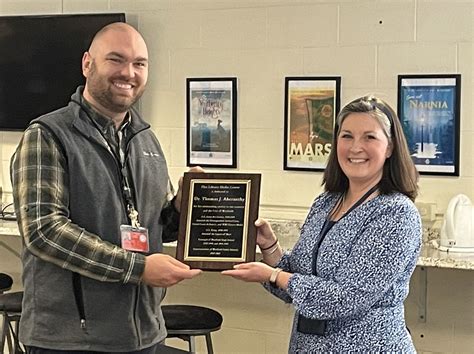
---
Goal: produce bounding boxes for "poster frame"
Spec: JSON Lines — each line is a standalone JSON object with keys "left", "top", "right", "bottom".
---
{"left": 283, "top": 76, "right": 341, "bottom": 171}
{"left": 397, "top": 74, "right": 461, "bottom": 176}
{"left": 186, "top": 77, "right": 238, "bottom": 168}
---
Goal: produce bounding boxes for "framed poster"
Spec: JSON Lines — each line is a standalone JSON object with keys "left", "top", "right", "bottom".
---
{"left": 284, "top": 76, "right": 341, "bottom": 171}
{"left": 398, "top": 74, "right": 461, "bottom": 176}
{"left": 186, "top": 77, "right": 237, "bottom": 168}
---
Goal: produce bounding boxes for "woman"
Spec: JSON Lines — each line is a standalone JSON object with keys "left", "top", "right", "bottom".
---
{"left": 222, "top": 96, "right": 422, "bottom": 352}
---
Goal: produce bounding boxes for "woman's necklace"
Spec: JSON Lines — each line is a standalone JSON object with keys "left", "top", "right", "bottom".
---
{"left": 340, "top": 194, "right": 349, "bottom": 215}
{"left": 333, "top": 194, "right": 349, "bottom": 218}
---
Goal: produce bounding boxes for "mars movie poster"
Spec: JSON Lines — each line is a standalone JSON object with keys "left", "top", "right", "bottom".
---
{"left": 285, "top": 77, "right": 340, "bottom": 171}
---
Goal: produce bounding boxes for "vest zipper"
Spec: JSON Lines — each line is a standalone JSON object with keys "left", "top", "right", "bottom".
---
{"left": 134, "top": 285, "right": 142, "bottom": 346}
{"left": 95, "top": 134, "right": 130, "bottom": 225}
{"left": 72, "top": 273, "right": 88, "bottom": 332}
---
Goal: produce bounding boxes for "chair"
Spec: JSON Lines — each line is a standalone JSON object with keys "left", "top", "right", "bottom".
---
{"left": 0, "top": 273, "right": 24, "bottom": 353}
{"left": 162, "top": 305, "right": 223, "bottom": 354}
{"left": 0, "top": 273, "right": 13, "bottom": 294}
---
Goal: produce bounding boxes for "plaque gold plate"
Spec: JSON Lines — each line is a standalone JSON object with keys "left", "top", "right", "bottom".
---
{"left": 177, "top": 172, "right": 261, "bottom": 270}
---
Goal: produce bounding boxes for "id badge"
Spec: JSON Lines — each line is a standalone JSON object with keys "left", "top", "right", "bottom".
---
{"left": 120, "top": 225, "right": 150, "bottom": 253}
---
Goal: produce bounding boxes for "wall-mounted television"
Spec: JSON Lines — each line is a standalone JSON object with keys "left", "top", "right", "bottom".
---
{"left": 0, "top": 13, "right": 126, "bottom": 131}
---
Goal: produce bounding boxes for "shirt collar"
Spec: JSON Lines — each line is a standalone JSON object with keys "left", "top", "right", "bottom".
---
{"left": 80, "top": 96, "right": 131, "bottom": 134}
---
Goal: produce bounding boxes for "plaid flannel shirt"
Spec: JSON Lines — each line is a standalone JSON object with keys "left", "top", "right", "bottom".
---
{"left": 11, "top": 122, "right": 179, "bottom": 285}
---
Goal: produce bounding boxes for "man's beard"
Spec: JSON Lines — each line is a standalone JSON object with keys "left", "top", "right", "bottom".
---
{"left": 87, "top": 62, "right": 145, "bottom": 114}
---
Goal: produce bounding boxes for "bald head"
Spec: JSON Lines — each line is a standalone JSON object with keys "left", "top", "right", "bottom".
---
{"left": 88, "top": 22, "right": 147, "bottom": 57}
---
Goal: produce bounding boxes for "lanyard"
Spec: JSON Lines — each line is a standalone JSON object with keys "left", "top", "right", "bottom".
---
{"left": 311, "top": 184, "right": 380, "bottom": 275}
{"left": 118, "top": 148, "right": 140, "bottom": 228}
{"left": 100, "top": 125, "right": 141, "bottom": 228}
{"left": 71, "top": 99, "right": 141, "bottom": 228}
{"left": 335, "top": 184, "right": 380, "bottom": 222}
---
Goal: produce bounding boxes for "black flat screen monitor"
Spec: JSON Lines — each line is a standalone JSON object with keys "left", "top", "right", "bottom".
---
{"left": 0, "top": 13, "right": 126, "bottom": 131}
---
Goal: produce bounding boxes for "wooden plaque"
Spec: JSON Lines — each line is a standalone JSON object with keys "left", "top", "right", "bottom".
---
{"left": 176, "top": 172, "right": 261, "bottom": 270}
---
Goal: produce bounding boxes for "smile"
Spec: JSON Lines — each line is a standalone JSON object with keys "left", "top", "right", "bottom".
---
{"left": 113, "top": 82, "right": 133, "bottom": 90}
{"left": 349, "top": 158, "right": 367, "bottom": 164}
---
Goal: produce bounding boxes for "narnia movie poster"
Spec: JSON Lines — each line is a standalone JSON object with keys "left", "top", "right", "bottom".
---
{"left": 398, "top": 75, "right": 460, "bottom": 176}
{"left": 284, "top": 77, "right": 341, "bottom": 171}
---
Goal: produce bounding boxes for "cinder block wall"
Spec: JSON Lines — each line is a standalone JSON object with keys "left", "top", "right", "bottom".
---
{"left": 0, "top": 0, "right": 472, "bottom": 353}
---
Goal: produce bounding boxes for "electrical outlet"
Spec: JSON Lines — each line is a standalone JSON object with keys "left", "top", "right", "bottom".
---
{"left": 415, "top": 202, "right": 437, "bottom": 222}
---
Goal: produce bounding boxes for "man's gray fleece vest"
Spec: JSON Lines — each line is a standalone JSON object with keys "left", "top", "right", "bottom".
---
{"left": 19, "top": 89, "right": 170, "bottom": 351}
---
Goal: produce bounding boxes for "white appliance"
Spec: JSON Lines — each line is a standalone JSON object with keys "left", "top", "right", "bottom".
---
{"left": 439, "top": 194, "right": 474, "bottom": 252}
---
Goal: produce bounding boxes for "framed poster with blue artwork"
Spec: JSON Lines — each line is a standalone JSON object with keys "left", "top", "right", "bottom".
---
{"left": 397, "top": 74, "right": 461, "bottom": 176}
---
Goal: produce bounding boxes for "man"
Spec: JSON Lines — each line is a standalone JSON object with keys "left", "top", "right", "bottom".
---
{"left": 11, "top": 22, "right": 201, "bottom": 353}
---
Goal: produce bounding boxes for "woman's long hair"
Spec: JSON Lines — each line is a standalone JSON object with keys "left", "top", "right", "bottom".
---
{"left": 322, "top": 95, "right": 419, "bottom": 201}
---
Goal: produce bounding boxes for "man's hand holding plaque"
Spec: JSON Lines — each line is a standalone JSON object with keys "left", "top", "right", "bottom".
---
{"left": 173, "top": 166, "right": 205, "bottom": 212}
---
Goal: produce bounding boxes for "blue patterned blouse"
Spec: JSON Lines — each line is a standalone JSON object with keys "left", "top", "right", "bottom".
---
{"left": 266, "top": 192, "right": 422, "bottom": 353}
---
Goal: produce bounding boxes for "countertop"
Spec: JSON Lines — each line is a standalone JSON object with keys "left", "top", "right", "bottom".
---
{"left": 417, "top": 241, "right": 474, "bottom": 270}
{"left": 2, "top": 219, "right": 474, "bottom": 270}
{"left": 263, "top": 219, "right": 474, "bottom": 271}
{"left": 0, "top": 220, "right": 20, "bottom": 235}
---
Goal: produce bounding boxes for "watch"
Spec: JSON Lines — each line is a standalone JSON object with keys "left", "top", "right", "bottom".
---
{"left": 269, "top": 267, "right": 283, "bottom": 284}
